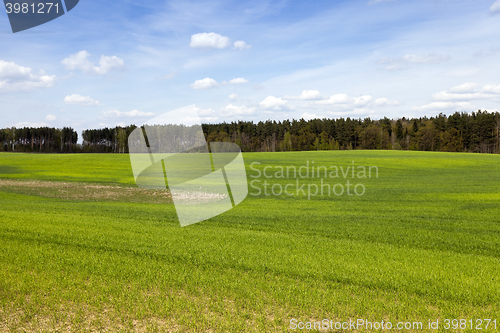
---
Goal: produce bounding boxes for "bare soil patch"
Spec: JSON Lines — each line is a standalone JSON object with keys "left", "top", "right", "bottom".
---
{"left": 0, "top": 179, "right": 173, "bottom": 204}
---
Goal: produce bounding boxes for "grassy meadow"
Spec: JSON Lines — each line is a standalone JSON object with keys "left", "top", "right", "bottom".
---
{"left": 0, "top": 151, "right": 499, "bottom": 332}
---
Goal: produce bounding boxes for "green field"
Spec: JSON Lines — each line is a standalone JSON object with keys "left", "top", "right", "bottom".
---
{"left": 1, "top": 151, "right": 499, "bottom": 332}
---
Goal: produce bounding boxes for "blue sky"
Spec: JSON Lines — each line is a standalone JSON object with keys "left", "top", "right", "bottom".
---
{"left": 1, "top": 0, "right": 500, "bottom": 140}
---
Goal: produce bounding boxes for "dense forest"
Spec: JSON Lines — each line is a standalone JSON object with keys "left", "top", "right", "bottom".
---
{"left": 0, "top": 127, "right": 79, "bottom": 153}
{"left": 1, "top": 111, "right": 499, "bottom": 154}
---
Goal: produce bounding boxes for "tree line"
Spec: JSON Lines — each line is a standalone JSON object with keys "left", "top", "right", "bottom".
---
{"left": 0, "top": 127, "right": 79, "bottom": 153}
{"left": 1, "top": 111, "right": 499, "bottom": 154}
{"left": 203, "top": 111, "right": 500, "bottom": 154}
{"left": 81, "top": 126, "right": 137, "bottom": 153}
{"left": 0, "top": 126, "right": 137, "bottom": 153}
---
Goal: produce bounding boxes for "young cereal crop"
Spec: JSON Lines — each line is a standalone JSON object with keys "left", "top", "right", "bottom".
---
{"left": 0, "top": 151, "right": 499, "bottom": 332}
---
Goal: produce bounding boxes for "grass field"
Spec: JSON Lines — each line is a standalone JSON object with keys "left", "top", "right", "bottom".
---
{"left": 0, "top": 151, "right": 499, "bottom": 332}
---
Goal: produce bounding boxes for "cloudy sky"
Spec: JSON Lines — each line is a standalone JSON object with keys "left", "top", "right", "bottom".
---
{"left": 1, "top": 0, "right": 500, "bottom": 139}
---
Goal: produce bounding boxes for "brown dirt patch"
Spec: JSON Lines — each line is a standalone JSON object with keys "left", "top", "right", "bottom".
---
{"left": 0, "top": 179, "right": 173, "bottom": 204}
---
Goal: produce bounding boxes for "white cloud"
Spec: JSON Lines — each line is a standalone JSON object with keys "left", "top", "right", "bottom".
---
{"left": 221, "top": 104, "right": 255, "bottom": 116}
{"left": 61, "top": 51, "right": 125, "bottom": 75}
{"left": 414, "top": 83, "right": 500, "bottom": 112}
{"left": 301, "top": 112, "right": 318, "bottom": 120}
{"left": 229, "top": 93, "right": 238, "bottom": 100}
{"left": 98, "top": 121, "right": 127, "bottom": 128}
{"left": 229, "top": 77, "right": 249, "bottom": 84}
{"left": 45, "top": 114, "right": 56, "bottom": 121}
{"left": 432, "top": 91, "right": 490, "bottom": 101}
{"left": 0, "top": 60, "right": 55, "bottom": 92}
{"left": 379, "top": 53, "right": 449, "bottom": 71}
{"left": 191, "top": 77, "right": 247, "bottom": 89}
{"left": 449, "top": 82, "right": 477, "bottom": 93}
{"left": 233, "top": 40, "right": 251, "bottom": 50}
{"left": 313, "top": 94, "right": 351, "bottom": 105}
{"left": 490, "top": 0, "right": 500, "bottom": 14}
{"left": 191, "top": 77, "right": 218, "bottom": 89}
{"left": 325, "top": 109, "right": 376, "bottom": 117}
{"left": 101, "top": 110, "right": 155, "bottom": 118}
{"left": 353, "top": 95, "right": 373, "bottom": 106}
{"left": 374, "top": 98, "right": 400, "bottom": 106}
{"left": 412, "top": 102, "right": 474, "bottom": 112}
{"left": 483, "top": 84, "right": 500, "bottom": 94}
{"left": 190, "top": 33, "right": 230, "bottom": 49}
{"left": 432, "top": 83, "right": 500, "bottom": 101}
{"left": 285, "top": 90, "right": 325, "bottom": 100}
{"left": 259, "top": 96, "right": 291, "bottom": 111}
{"left": 15, "top": 121, "right": 49, "bottom": 128}
{"left": 64, "top": 94, "right": 101, "bottom": 106}
{"left": 306, "top": 93, "right": 397, "bottom": 109}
